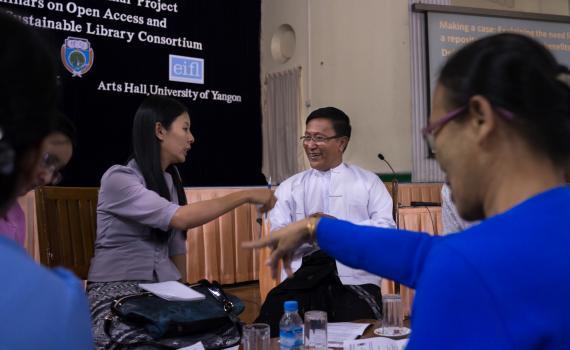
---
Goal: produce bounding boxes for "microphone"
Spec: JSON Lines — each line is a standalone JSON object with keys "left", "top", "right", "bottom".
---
{"left": 377, "top": 153, "right": 396, "bottom": 175}
{"left": 377, "top": 153, "right": 399, "bottom": 229}
{"left": 378, "top": 153, "right": 400, "bottom": 294}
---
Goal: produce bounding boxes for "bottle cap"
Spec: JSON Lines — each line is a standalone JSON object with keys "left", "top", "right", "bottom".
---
{"left": 284, "top": 300, "right": 298, "bottom": 312}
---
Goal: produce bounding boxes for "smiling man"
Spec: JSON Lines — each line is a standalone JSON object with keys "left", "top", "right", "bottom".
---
{"left": 257, "top": 107, "right": 395, "bottom": 334}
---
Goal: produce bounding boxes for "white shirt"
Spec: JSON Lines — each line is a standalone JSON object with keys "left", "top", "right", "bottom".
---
{"left": 270, "top": 163, "right": 395, "bottom": 286}
{"left": 441, "top": 184, "right": 479, "bottom": 234}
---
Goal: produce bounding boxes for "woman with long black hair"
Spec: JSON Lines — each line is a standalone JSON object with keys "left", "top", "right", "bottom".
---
{"left": 88, "top": 95, "right": 275, "bottom": 347}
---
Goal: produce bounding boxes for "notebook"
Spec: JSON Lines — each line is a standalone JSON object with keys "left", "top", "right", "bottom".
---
{"left": 138, "top": 281, "right": 206, "bottom": 301}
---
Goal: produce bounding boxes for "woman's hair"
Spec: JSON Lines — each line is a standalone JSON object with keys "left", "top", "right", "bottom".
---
{"left": 0, "top": 11, "right": 57, "bottom": 212}
{"left": 132, "top": 96, "right": 189, "bottom": 239}
{"left": 52, "top": 112, "right": 76, "bottom": 147}
{"left": 439, "top": 33, "right": 570, "bottom": 163}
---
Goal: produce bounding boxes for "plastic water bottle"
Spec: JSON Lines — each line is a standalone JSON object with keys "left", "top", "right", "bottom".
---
{"left": 279, "top": 300, "right": 304, "bottom": 350}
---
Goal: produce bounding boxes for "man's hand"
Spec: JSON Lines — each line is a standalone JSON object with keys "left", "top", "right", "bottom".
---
{"left": 309, "top": 212, "right": 336, "bottom": 219}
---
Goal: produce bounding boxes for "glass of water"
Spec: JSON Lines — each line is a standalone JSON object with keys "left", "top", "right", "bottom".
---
{"left": 304, "top": 310, "right": 327, "bottom": 350}
{"left": 380, "top": 294, "right": 404, "bottom": 337}
{"left": 243, "top": 323, "right": 270, "bottom": 350}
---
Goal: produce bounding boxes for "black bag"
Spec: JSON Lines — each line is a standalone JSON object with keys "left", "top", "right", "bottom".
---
{"left": 104, "top": 280, "right": 244, "bottom": 349}
{"left": 256, "top": 250, "right": 382, "bottom": 337}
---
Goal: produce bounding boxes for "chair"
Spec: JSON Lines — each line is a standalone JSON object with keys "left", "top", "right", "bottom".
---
{"left": 35, "top": 186, "right": 99, "bottom": 280}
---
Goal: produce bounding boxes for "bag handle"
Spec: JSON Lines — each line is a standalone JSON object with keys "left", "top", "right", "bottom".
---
{"left": 196, "top": 280, "right": 243, "bottom": 339}
{"left": 196, "top": 280, "right": 236, "bottom": 314}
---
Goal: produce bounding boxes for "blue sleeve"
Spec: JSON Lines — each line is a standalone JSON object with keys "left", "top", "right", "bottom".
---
{"left": 316, "top": 218, "right": 436, "bottom": 288}
{"left": 53, "top": 268, "right": 94, "bottom": 348}
{"left": 406, "top": 243, "right": 512, "bottom": 349}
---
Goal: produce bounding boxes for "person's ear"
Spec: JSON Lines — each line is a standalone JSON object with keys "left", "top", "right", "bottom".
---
{"left": 338, "top": 137, "right": 349, "bottom": 152}
{"left": 468, "top": 95, "right": 496, "bottom": 146}
{"left": 155, "top": 122, "right": 165, "bottom": 141}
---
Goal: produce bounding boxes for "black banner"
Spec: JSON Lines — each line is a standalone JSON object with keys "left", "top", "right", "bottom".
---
{"left": 1, "top": 0, "right": 263, "bottom": 186}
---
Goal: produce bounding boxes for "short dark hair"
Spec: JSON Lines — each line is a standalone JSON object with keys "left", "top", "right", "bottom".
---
{"left": 439, "top": 33, "right": 570, "bottom": 163}
{"left": 131, "top": 96, "right": 189, "bottom": 240}
{"left": 306, "top": 107, "right": 352, "bottom": 139}
{"left": 0, "top": 11, "right": 57, "bottom": 213}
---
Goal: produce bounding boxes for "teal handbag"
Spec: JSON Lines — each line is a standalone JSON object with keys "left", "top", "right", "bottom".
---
{"left": 105, "top": 280, "right": 244, "bottom": 349}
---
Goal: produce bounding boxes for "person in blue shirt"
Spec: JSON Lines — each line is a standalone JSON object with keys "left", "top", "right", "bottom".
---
{"left": 245, "top": 33, "right": 570, "bottom": 349}
{"left": 0, "top": 11, "right": 93, "bottom": 349}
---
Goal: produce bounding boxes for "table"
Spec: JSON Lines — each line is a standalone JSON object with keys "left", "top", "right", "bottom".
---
{"left": 248, "top": 319, "right": 410, "bottom": 349}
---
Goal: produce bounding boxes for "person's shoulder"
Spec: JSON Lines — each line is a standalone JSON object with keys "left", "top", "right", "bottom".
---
{"left": 277, "top": 169, "right": 311, "bottom": 188}
{"left": 0, "top": 238, "right": 91, "bottom": 347}
{"left": 0, "top": 236, "right": 27, "bottom": 261}
{"left": 0, "top": 237, "right": 83, "bottom": 296}
{"left": 441, "top": 183, "right": 451, "bottom": 199}
{"left": 520, "top": 186, "right": 570, "bottom": 214}
{"left": 100, "top": 160, "right": 143, "bottom": 188}
{"left": 344, "top": 163, "right": 380, "bottom": 182}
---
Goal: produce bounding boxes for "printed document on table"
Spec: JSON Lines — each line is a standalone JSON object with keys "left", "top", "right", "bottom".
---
{"left": 139, "top": 281, "right": 205, "bottom": 301}
{"left": 327, "top": 322, "right": 371, "bottom": 347}
{"left": 177, "top": 341, "right": 206, "bottom": 350}
{"left": 343, "top": 337, "right": 408, "bottom": 350}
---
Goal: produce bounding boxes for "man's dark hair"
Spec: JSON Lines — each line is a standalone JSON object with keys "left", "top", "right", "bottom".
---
{"left": 306, "top": 107, "right": 352, "bottom": 139}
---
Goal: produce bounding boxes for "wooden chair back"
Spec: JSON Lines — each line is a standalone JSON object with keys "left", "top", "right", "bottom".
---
{"left": 35, "top": 186, "right": 99, "bottom": 280}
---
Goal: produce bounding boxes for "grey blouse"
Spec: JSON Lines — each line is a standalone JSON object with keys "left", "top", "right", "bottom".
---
{"left": 88, "top": 160, "right": 186, "bottom": 282}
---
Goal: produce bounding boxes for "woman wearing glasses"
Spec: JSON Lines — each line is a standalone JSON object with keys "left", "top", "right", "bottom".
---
{"left": 0, "top": 11, "right": 92, "bottom": 349}
{"left": 0, "top": 113, "right": 75, "bottom": 246}
{"left": 245, "top": 33, "right": 570, "bottom": 349}
{"left": 32, "top": 113, "right": 76, "bottom": 188}
{"left": 87, "top": 95, "right": 276, "bottom": 348}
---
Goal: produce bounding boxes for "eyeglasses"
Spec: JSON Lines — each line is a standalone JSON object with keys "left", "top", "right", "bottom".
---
{"left": 40, "top": 152, "right": 62, "bottom": 185}
{"left": 300, "top": 135, "right": 343, "bottom": 145}
{"left": 421, "top": 106, "right": 467, "bottom": 153}
{"left": 421, "top": 105, "right": 514, "bottom": 154}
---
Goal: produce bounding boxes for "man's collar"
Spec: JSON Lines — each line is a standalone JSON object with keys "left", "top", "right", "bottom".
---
{"left": 310, "top": 162, "right": 346, "bottom": 176}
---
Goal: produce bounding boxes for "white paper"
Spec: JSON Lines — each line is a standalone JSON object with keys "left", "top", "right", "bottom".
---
{"left": 177, "top": 341, "right": 206, "bottom": 350}
{"left": 327, "top": 322, "right": 371, "bottom": 347}
{"left": 139, "top": 281, "right": 206, "bottom": 301}
{"left": 343, "top": 337, "right": 408, "bottom": 350}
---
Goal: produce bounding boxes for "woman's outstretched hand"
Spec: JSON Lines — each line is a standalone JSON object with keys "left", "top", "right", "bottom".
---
{"left": 242, "top": 218, "right": 314, "bottom": 279}
{"left": 247, "top": 189, "right": 277, "bottom": 213}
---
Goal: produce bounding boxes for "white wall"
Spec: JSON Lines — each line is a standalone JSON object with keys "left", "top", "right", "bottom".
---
{"left": 261, "top": 0, "right": 412, "bottom": 175}
{"left": 261, "top": 0, "right": 570, "bottom": 176}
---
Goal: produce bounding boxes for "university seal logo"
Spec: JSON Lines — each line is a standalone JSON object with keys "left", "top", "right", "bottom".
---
{"left": 61, "top": 37, "right": 94, "bottom": 77}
